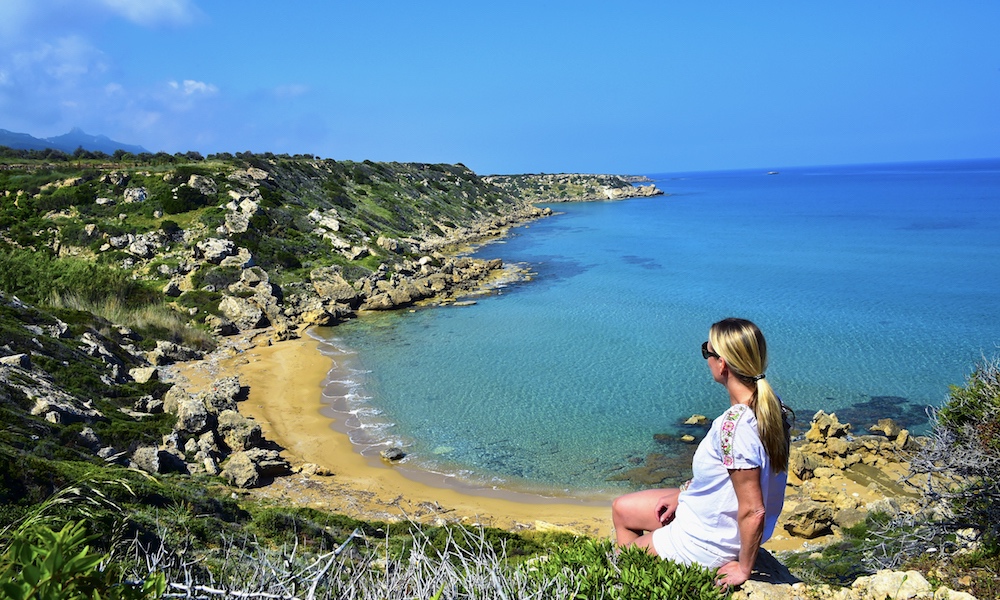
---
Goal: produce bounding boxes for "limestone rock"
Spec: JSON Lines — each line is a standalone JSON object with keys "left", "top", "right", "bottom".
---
{"left": 833, "top": 507, "right": 868, "bottom": 529}
{"left": 205, "top": 314, "right": 239, "bottom": 336}
{"left": 308, "top": 208, "right": 340, "bottom": 232}
{"left": 297, "top": 463, "right": 333, "bottom": 476}
{"left": 187, "top": 174, "right": 217, "bottom": 196}
{"left": 218, "top": 295, "right": 268, "bottom": 331}
{"left": 127, "top": 233, "right": 160, "bottom": 258}
{"left": 174, "top": 397, "right": 209, "bottom": 434}
{"left": 783, "top": 500, "right": 834, "bottom": 538}
{"left": 0, "top": 353, "right": 30, "bottom": 368}
{"left": 130, "top": 446, "right": 188, "bottom": 475}
{"left": 162, "top": 279, "right": 182, "bottom": 297}
{"left": 147, "top": 340, "right": 202, "bottom": 366}
{"left": 162, "top": 386, "right": 190, "bottom": 414}
{"left": 217, "top": 410, "right": 262, "bottom": 451}
{"left": 129, "top": 366, "right": 159, "bottom": 384}
{"left": 852, "top": 570, "right": 932, "bottom": 599}
{"left": 219, "top": 247, "right": 254, "bottom": 269}
{"left": 805, "top": 410, "right": 851, "bottom": 442}
{"left": 380, "top": 447, "right": 406, "bottom": 462}
{"left": 31, "top": 395, "right": 102, "bottom": 424}
{"left": 195, "top": 237, "right": 237, "bottom": 264}
{"left": 310, "top": 267, "right": 360, "bottom": 305}
{"left": 202, "top": 376, "right": 245, "bottom": 413}
{"left": 221, "top": 451, "right": 259, "bottom": 488}
{"left": 123, "top": 186, "right": 147, "bottom": 203}
{"left": 870, "top": 418, "right": 902, "bottom": 439}
{"left": 78, "top": 427, "right": 101, "bottom": 451}
{"left": 225, "top": 211, "right": 251, "bottom": 234}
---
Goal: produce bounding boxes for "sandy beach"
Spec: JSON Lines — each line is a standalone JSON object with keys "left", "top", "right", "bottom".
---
{"left": 175, "top": 331, "right": 614, "bottom": 538}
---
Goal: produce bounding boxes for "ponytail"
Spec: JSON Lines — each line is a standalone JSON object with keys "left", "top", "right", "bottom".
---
{"left": 710, "top": 318, "right": 791, "bottom": 473}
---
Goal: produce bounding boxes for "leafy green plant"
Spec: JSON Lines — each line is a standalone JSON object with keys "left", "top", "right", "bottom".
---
{"left": 523, "top": 539, "right": 728, "bottom": 599}
{"left": 0, "top": 520, "right": 165, "bottom": 600}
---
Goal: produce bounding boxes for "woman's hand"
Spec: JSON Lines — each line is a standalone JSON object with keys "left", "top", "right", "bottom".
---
{"left": 653, "top": 491, "right": 678, "bottom": 526}
{"left": 715, "top": 560, "right": 751, "bottom": 588}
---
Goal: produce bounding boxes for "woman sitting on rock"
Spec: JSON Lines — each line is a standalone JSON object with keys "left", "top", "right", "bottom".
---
{"left": 611, "top": 317, "right": 792, "bottom": 588}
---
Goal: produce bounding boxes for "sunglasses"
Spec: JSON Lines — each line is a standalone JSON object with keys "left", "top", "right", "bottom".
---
{"left": 701, "top": 341, "right": 720, "bottom": 360}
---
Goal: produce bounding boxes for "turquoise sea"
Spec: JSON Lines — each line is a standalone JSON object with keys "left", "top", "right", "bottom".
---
{"left": 313, "top": 159, "right": 1000, "bottom": 499}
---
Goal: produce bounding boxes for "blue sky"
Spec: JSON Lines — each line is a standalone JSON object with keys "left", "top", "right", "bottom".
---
{"left": 1, "top": 1, "right": 998, "bottom": 174}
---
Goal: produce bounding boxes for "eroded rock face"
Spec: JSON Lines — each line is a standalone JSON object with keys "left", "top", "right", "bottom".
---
{"left": 783, "top": 501, "right": 834, "bottom": 538}
{"left": 218, "top": 295, "right": 269, "bottom": 331}
{"left": 195, "top": 238, "right": 237, "bottom": 264}
{"left": 221, "top": 448, "right": 290, "bottom": 488}
{"left": 310, "top": 267, "right": 360, "bottom": 306}
{"left": 187, "top": 174, "right": 217, "bottom": 196}
{"left": 147, "top": 340, "right": 203, "bottom": 366}
{"left": 217, "top": 410, "right": 262, "bottom": 451}
{"left": 175, "top": 396, "right": 210, "bottom": 434}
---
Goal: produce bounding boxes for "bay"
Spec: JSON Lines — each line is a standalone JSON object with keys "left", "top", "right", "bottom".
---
{"left": 314, "top": 159, "right": 1000, "bottom": 497}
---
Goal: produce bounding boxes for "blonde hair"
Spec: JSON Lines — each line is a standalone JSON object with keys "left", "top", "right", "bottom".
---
{"left": 709, "top": 318, "right": 791, "bottom": 473}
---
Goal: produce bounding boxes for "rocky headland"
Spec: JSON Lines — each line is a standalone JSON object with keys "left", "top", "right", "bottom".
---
{"left": 484, "top": 172, "right": 663, "bottom": 203}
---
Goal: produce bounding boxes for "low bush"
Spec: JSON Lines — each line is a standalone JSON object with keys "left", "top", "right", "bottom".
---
{"left": 862, "top": 355, "right": 1000, "bottom": 574}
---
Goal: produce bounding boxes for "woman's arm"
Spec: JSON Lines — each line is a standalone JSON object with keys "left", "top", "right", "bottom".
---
{"left": 716, "top": 468, "right": 765, "bottom": 587}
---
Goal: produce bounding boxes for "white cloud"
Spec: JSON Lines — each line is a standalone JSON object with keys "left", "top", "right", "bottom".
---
{"left": 98, "top": 0, "right": 199, "bottom": 26}
{"left": 168, "top": 79, "right": 219, "bottom": 96}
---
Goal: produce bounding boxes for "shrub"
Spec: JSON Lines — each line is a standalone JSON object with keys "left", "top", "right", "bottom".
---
{"left": 0, "top": 520, "right": 166, "bottom": 600}
{"left": 522, "top": 539, "right": 727, "bottom": 599}
{"left": 864, "top": 355, "right": 1000, "bottom": 568}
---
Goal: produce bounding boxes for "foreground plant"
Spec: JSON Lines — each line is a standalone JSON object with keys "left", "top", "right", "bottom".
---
{"left": 0, "top": 478, "right": 165, "bottom": 600}
{"left": 0, "top": 520, "right": 165, "bottom": 600}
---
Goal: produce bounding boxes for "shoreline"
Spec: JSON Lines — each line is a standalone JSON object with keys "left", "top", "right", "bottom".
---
{"left": 174, "top": 331, "right": 614, "bottom": 537}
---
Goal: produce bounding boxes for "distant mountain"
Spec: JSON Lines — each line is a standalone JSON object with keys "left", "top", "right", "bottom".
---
{"left": 0, "top": 127, "right": 148, "bottom": 154}
{"left": 0, "top": 129, "right": 52, "bottom": 151}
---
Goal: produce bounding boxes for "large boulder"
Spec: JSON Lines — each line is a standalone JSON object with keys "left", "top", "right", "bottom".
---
{"left": 187, "top": 174, "right": 217, "bottom": 196}
{"left": 224, "top": 211, "right": 251, "bottom": 234}
{"left": 310, "top": 267, "right": 360, "bottom": 305}
{"left": 218, "top": 295, "right": 268, "bottom": 331}
{"left": 804, "top": 410, "right": 851, "bottom": 442}
{"left": 130, "top": 446, "right": 188, "bottom": 475}
{"left": 216, "top": 410, "right": 262, "bottom": 451}
{"left": 174, "top": 397, "right": 209, "bottom": 434}
{"left": 222, "top": 449, "right": 290, "bottom": 488}
{"left": 202, "top": 376, "right": 245, "bottom": 414}
{"left": 147, "top": 340, "right": 202, "bottom": 366}
{"left": 129, "top": 366, "right": 159, "bottom": 384}
{"left": 123, "top": 187, "right": 147, "bottom": 203}
{"left": 221, "top": 451, "right": 259, "bottom": 488}
{"left": 195, "top": 238, "right": 237, "bottom": 264}
{"left": 127, "top": 233, "right": 160, "bottom": 259}
{"left": 782, "top": 501, "right": 834, "bottom": 538}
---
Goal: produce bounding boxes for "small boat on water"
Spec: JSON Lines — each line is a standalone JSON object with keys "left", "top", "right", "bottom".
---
{"left": 767, "top": 171, "right": 780, "bottom": 175}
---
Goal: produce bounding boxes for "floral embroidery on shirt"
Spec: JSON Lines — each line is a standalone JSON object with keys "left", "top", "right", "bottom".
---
{"left": 720, "top": 405, "right": 749, "bottom": 468}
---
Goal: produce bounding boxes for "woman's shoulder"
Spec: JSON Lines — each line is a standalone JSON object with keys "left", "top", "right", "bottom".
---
{"left": 716, "top": 404, "right": 759, "bottom": 438}
{"left": 719, "top": 403, "right": 753, "bottom": 424}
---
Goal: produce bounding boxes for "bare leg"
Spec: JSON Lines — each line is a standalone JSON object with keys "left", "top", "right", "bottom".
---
{"left": 611, "top": 488, "right": 679, "bottom": 547}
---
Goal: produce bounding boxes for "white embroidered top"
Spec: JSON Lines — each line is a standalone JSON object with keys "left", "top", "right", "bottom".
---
{"left": 670, "top": 404, "right": 787, "bottom": 562}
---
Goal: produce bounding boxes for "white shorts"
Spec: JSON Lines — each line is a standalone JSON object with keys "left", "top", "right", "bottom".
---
{"left": 650, "top": 522, "right": 730, "bottom": 568}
